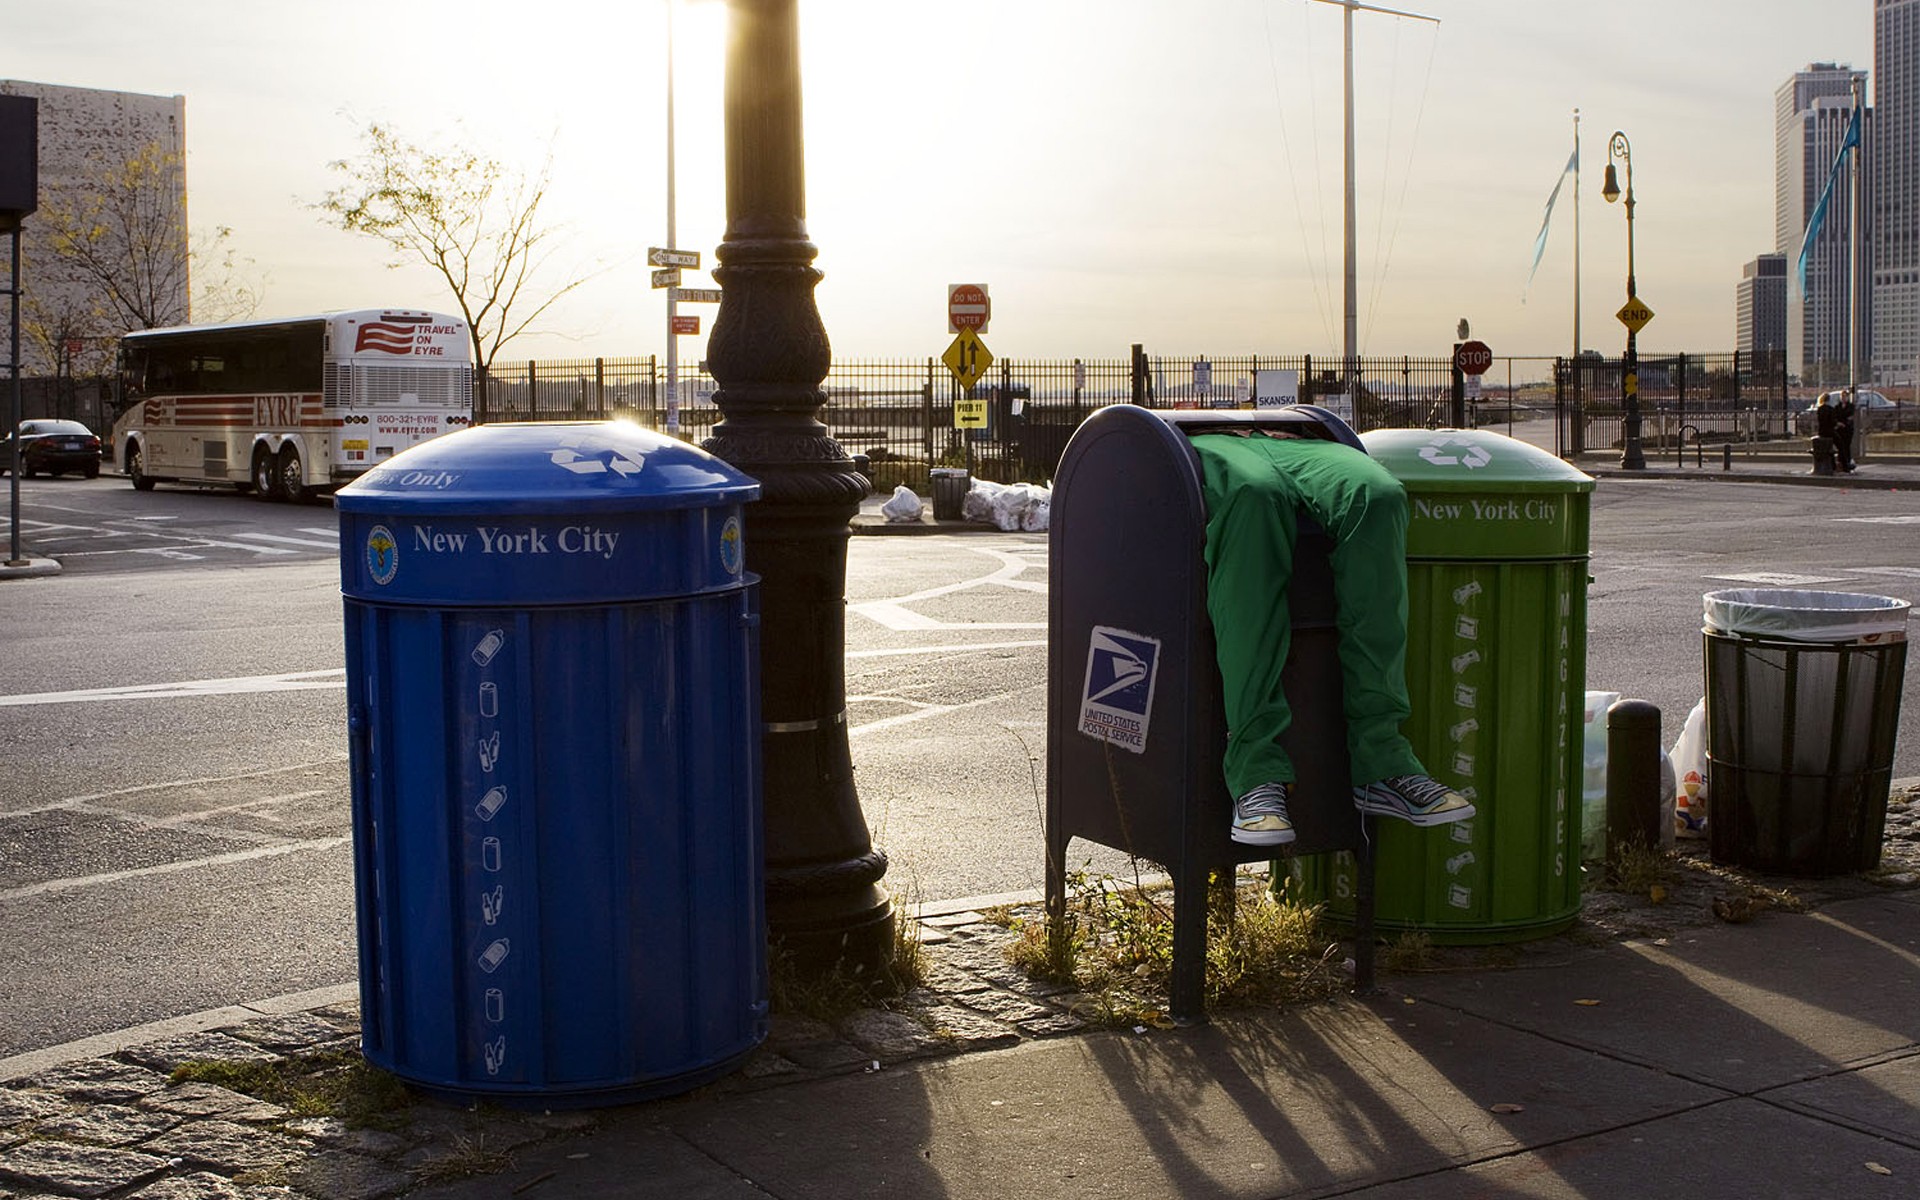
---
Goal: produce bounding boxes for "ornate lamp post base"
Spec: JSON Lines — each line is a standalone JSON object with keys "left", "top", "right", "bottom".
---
{"left": 707, "top": 0, "right": 894, "bottom": 987}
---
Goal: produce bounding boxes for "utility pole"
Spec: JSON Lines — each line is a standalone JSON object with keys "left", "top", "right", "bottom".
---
{"left": 1308, "top": 0, "right": 1439, "bottom": 401}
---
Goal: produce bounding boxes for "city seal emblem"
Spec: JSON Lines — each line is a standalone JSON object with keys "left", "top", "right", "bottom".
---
{"left": 366, "top": 524, "right": 399, "bottom": 585}
{"left": 719, "top": 515, "right": 743, "bottom": 576}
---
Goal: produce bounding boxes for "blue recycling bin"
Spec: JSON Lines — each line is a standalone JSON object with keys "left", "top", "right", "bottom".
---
{"left": 337, "top": 420, "right": 765, "bottom": 1106}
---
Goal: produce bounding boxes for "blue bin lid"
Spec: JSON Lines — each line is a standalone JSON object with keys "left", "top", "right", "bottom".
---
{"left": 336, "top": 421, "right": 759, "bottom": 515}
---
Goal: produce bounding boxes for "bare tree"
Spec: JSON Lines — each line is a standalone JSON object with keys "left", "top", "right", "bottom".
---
{"left": 316, "top": 123, "right": 593, "bottom": 386}
{"left": 25, "top": 142, "right": 260, "bottom": 402}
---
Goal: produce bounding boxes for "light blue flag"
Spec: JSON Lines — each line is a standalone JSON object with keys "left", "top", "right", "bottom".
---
{"left": 1795, "top": 106, "right": 1862, "bottom": 300}
{"left": 1524, "top": 145, "right": 1580, "bottom": 301}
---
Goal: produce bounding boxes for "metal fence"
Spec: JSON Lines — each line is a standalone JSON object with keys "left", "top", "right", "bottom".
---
{"left": 475, "top": 348, "right": 1812, "bottom": 491}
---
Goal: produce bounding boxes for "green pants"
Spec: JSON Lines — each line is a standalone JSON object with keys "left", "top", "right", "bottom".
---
{"left": 1191, "top": 434, "right": 1425, "bottom": 796}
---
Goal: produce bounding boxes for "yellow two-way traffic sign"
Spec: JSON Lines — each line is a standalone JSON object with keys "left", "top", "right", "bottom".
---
{"left": 943, "top": 327, "right": 994, "bottom": 391}
{"left": 1616, "top": 295, "right": 1655, "bottom": 334}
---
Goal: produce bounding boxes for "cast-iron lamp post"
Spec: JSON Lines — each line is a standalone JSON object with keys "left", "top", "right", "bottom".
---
{"left": 1601, "top": 130, "right": 1646, "bottom": 470}
{"left": 704, "top": 0, "right": 895, "bottom": 985}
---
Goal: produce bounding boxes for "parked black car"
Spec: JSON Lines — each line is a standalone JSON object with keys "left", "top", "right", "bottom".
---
{"left": 1, "top": 419, "right": 103, "bottom": 478}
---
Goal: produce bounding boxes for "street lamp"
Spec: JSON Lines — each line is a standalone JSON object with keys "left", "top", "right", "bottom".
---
{"left": 1601, "top": 130, "right": 1646, "bottom": 470}
{"left": 705, "top": 0, "right": 895, "bottom": 985}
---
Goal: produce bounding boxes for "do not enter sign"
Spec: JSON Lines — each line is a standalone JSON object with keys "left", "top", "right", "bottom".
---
{"left": 948, "top": 283, "right": 990, "bottom": 334}
{"left": 1454, "top": 340, "right": 1493, "bottom": 376}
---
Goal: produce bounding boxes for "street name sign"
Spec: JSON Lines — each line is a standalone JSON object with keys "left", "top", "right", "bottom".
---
{"left": 649, "top": 247, "right": 701, "bottom": 269}
{"left": 671, "top": 287, "right": 723, "bottom": 304}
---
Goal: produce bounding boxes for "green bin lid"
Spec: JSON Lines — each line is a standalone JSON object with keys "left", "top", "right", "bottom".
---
{"left": 1359, "top": 428, "right": 1595, "bottom": 493}
{"left": 1360, "top": 428, "right": 1594, "bottom": 559}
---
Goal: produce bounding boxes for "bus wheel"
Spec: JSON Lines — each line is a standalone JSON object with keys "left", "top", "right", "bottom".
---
{"left": 126, "top": 445, "right": 157, "bottom": 492}
{"left": 252, "top": 448, "right": 280, "bottom": 500}
{"left": 278, "top": 446, "right": 309, "bottom": 504}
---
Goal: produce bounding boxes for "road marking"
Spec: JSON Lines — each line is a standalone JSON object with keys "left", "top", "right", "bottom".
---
{"left": 1851, "top": 566, "right": 1920, "bottom": 579}
{"left": 848, "top": 685, "right": 1039, "bottom": 736}
{"left": 232, "top": 532, "right": 340, "bottom": 549}
{"left": 852, "top": 546, "right": 1047, "bottom": 631}
{"left": 1704, "top": 572, "right": 1850, "bottom": 586}
{"left": 847, "top": 639, "right": 1045, "bottom": 659}
{"left": 0, "top": 836, "right": 350, "bottom": 904}
{"left": 3, "top": 758, "right": 348, "bottom": 819}
{"left": 0, "top": 669, "right": 346, "bottom": 707}
{"left": 1836, "top": 515, "right": 1920, "bottom": 525}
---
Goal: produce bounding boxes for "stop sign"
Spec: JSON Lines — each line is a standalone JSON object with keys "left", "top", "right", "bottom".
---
{"left": 1454, "top": 340, "right": 1493, "bottom": 376}
{"left": 948, "top": 284, "right": 990, "bottom": 333}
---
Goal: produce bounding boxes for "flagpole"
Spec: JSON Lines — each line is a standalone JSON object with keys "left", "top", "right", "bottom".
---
{"left": 1573, "top": 107, "right": 1582, "bottom": 455}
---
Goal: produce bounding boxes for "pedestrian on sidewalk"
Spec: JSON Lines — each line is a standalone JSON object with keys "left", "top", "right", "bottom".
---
{"left": 1191, "top": 426, "right": 1475, "bottom": 846}
{"left": 1835, "top": 393, "right": 1858, "bottom": 472}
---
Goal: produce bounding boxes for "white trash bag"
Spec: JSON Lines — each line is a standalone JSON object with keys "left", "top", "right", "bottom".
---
{"left": 879, "top": 484, "right": 924, "bottom": 523}
{"left": 1669, "top": 697, "right": 1709, "bottom": 838}
{"left": 962, "top": 478, "right": 1006, "bottom": 524}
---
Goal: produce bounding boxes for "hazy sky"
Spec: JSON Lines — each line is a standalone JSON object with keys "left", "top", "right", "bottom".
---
{"left": 3, "top": 1, "right": 1880, "bottom": 368}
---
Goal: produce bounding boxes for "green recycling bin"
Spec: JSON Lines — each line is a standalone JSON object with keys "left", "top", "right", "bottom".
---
{"left": 1292, "top": 429, "right": 1595, "bottom": 943}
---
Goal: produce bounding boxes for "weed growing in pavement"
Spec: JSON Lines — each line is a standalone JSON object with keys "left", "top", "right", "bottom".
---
{"left": 1603, "top": 835, "right": 1679, "bottom": 900}
{"left": 1003, "top": 867, "right": 1345, "bottom": 1025}
{"left": 769, "top": 878, "right": 929, "bottom": 1021}
{"left": 1380, "top": 930, "right": 1436, "bottom": 973}
{"left": 172, "top": 1049, "right": 413, "bottom": 1129}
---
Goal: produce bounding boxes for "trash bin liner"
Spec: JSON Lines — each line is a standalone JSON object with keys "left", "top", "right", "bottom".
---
{"left": 1703, "top": 590, "right": 1910, "bottom": 875}
{"left": 1703, "top": 588, "right": 1910, "bottom": 644}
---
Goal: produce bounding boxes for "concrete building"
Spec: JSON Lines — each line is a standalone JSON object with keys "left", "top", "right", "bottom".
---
{"left": 0, "top": 79, "right": 187, "bottom": 379}
{"left": 1735, "top": 253, "right": 1788, "bottom": 374}
{"left": 1874, "top": 0, "right": 1919, "bottom": 389}
{"left": 1776, "top": 63, "right": 1872, "bottom": 386}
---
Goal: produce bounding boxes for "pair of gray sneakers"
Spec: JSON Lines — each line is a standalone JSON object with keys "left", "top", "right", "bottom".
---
{"left": 1230, "top": 775, "right": 1475, "bottom": 846}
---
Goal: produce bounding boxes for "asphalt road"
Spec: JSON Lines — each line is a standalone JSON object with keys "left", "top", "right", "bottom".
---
{"left": 1, "top": 471, "right": 1917, "bottom": 1058}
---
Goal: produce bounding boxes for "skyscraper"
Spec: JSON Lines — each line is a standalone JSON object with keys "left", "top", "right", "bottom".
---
{"left": 1875, "top": 0, "right": 1918, "bottom": 387}
{"left": 1736, "top": 254, "right": 1787, "bottom": 375}
{"left": 1776, "top": 63, "right": 1871, "bottom": 386}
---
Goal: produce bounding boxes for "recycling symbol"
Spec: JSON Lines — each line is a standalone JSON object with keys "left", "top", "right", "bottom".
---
{"left": 1418, "top": 434, "right": 1492, "bottom": 469}
{"left": 549, "top": 435, "right": 646, "bottom": 477}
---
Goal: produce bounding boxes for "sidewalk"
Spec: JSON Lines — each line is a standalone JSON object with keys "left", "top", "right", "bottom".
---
{"left": 2, "top": 789, "right": 1915, "bottom": 1199}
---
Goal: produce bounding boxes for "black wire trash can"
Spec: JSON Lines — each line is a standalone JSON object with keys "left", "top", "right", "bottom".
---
{"left": 1703, "top": 589, "right": 1911, "bottom": 876}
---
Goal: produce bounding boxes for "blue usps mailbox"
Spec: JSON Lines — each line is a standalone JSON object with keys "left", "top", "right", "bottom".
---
{"left": 337, "top": 420, "right": 765, "bottom": 1106}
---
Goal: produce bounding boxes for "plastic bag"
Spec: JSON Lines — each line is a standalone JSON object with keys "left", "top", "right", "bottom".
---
{"left": 879, "top": 484, "right": 924, "bottom": 523}
{"left": 990, "top": 483, "right": 1040, "bottom": 531}
{"left": 1669, "top": 697, "right": 1709, "bottom": 838}
{"left": 1579, "top": 691, "right": 1620, "bottom": 861}
{"left": 961, "top": 478, "right": 1006, "bottom": 524}
{"left": 1702, "top": 588, "right": 1910, "bottom": 644}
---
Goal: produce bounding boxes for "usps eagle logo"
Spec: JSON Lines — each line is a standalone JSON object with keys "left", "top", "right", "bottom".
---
{"left": 366, "top": 525, "right": 399, "bottom": 585}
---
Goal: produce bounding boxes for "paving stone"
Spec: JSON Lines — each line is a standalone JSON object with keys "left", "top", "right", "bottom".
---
{"left": 222, "top": 1015, "right": 357, "bottom": 1055}
{"left": 1016, "top": 1011, "right": 1090, "bottom": 1038}
{"left": 920, "top": 962, "right": 994, "bottom": 995}
{"left": 35, "top": 1102, "right": 180, "bottom": 1147}
{"left": 0, "top": 1089, "right": 73, "bottom": 1129}
{"left": 835, "top": 1009, "right": 952, "bottom": 1060}
{"left": 763, "top": 1014, "right": 835, "bottom": 1050}
{"left": 912, "top": 924, "right": 952, "bottom": 945}
{"left": 119, "top": 1033, "right": 282, "bottom": 1075}
{"left": 281, "top": 1117, "right": 411, "bottom": 1158}
{"left": 401, "top": 1107, "right": 546, "bottom": 1157}
{"left": 124, "top": 1170, "right": 258, "bottom": 1199}
{"left": 15, "top": 1059, "right": 171, "bottom": 1106}
{"left": 139, "top": 1082, "right": 288, "bottom": 1123}
{"left": 0, "top": 1139, "right": 171, "bottom": 1198}
{"left": 736, "top": 1051, "right": 802, "bottom": 1081}
{"left": 909, "top": 1004, "right": 1023, "bottom": 1051}
{"left": 304, "top": 1005, "right": 364, "bottom": 1038}
{"left": 920, "top": 910, "right": 987, "bottom": 928}
{"left": 951, "top": 988, "right": 1060, "bottom": 1025}
{"left": 776, "top": 1037, "right": 873, "bottom": 1073}
{"left": 140, "top": 1119, "right": 307, "bottom": 1175}
{"left": 286, "top": 1152, "right": 409, "bottom": 1200}
{"left": 520, "top": 1110, "right": 598, "bottom": 1133}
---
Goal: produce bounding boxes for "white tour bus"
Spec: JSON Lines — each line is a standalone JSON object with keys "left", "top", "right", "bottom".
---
{"left": 112, "top": 309, "right": 473, "bottom": 501}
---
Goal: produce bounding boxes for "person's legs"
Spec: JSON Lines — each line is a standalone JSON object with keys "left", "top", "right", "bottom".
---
{"left": 1193, "top": 434, "right": 1300, "bottom": 794}
{"left": 1280, "top": 439, "right": 1475, "bottom": 825}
